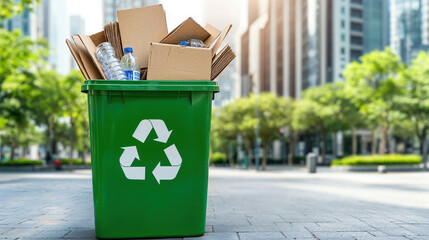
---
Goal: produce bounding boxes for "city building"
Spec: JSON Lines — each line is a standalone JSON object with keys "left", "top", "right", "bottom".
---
{"left": 238, "top": 0, "right": 389, "bottom": 99}
{"left": 238, "top": 0, "right": 390, "bottom": 160}
{"left": 103, "top": 0, "right": 160, "bottom": 24}
{"left": 390, "top": 0, "right": 429, "bottom": 63}
{"left": 2, "top": 0, "right": 71, "bottom": 75}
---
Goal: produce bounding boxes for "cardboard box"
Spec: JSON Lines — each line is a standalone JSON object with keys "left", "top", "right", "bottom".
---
{"left": 148, "top": 18, "right": 234, "bottom": 81}
{"left": 148, "top": 43, "right": 212, "bottom": 80}
{"left": 118, "top": 4, "right": 168, "bottom": 69}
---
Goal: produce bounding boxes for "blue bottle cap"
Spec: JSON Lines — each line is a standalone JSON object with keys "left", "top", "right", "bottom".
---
{"left": 124, "top": 47, "right": 133, "bottom": 53}
{"left": 179, "top": 41, "right": 187, "bottom": 46}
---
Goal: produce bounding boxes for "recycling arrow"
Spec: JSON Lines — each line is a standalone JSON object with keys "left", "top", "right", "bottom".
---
{"left": 119, "top": 146, "right": 145, "bottom": 180}
{"left": 153, "top": 144, "right": 182, "bottom": 184}
{"left": 120, "top": 119, "right": 182, "bottom": 184}
{"left": 132, "top": 119, "right": 172, "bottom": 143}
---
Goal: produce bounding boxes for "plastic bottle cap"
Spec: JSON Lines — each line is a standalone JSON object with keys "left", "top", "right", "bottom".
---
{"left": 124, "top": 47, "right": 133, "bottom": 53}
{"left": 179, "top": 41, "right": 187, "bottom": 46}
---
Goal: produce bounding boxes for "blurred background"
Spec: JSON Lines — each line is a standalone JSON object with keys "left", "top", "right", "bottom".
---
{"left": 0, "top": 0, "right": 428, "bottom": 172}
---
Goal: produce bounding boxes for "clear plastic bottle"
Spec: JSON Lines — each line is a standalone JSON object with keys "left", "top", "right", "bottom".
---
{"left": 120, "top": 47, "right": 140, "bottom": 80}
{"left": 179, "top": 39, "right": 206, "bottom": 48}
{"left": 95, "top": 42, "right": 127, "bottom": 80}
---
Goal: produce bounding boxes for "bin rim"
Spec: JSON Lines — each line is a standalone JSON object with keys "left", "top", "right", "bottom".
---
{"left": 81, "top": 80, "right": 219, "bottom": 93}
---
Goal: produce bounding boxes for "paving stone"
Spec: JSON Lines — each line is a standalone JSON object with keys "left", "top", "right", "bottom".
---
{"left": 184, "top": 232, "right": 239, "bottom": 240}
{"left": 1, "top": 168, "right": 429, "bottom": 239}
{"left": 238, "top": 231, "right": 286, "bottom": 240}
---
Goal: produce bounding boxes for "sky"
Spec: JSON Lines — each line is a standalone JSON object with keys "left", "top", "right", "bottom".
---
{"left": 67, "top": 0, "right": 103, "bottom": 35}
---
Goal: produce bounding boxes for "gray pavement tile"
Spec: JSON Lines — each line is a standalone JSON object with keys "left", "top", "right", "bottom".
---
{"left": 184, "top": 232, "right": 239, "bottom": 240}
{"left": 63, "top": 229, "right": 95, "bottom": 238}
{"left": 376, "top": 227, "right": 418, "bottom": 237}
{"left": 238, "top": 231, "right": 286, "bottom": 240}
{"left": 213, "top": 224, "right": 281, "bottom": 232}
{"left": 32, "top": 230, "right": 70, "bottom": 238}
{"left": 398, "top": 224, "right": 429, "bottom": 235}
{"left": 281, "top": 230, "right": 314, "bottom": 239}
{"left": 205, "top": 225, "right": 213, "bottom": 233}
{"left": 312, "top": 231, "right": 374, "bottom": 239}
{"left": 1, "top": 228, "right": 44, "bottom": 238}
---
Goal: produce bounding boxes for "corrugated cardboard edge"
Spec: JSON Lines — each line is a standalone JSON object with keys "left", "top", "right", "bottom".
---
{"left": 79, "top": 34, "right": 107, "bottom": 79}
{"left": 72, "top": 35, "right": 103, "bottom": 80}
{"left": 211, "top": 24, "right": 232, "bottom": 58}
{"left": 65, "top": 38, "right": 89, "bottom": 80}
{"left": 211, "top": 44, "right": 236, "bottom": 80}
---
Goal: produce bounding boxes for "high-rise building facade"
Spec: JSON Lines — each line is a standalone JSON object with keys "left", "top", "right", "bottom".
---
{"left": 238, "top": 0, "right": 390, "bottom": 99}
{"left": 391, "top": 0, "right": 429, "bottom": 63}
{"left": 2, "top": 0, "right": 71, "bottom": 75}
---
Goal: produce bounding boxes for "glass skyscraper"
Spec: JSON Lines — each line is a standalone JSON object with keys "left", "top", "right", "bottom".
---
{"left": 391, "top": 0, "right": 429, "bottom": 63}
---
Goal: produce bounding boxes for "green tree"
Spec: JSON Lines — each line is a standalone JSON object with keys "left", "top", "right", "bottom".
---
{"left": 62, "top": 70, "right": 87, "bottom": 170}
{"left": 294, "top": 83, "right": 351, "bottom": 163}
{"left": 0, "top": 0, "right": 39, "bottom": 22}
{"left": 394, "top": 52, "right": 429, "bottom": 169}
{"left": 344, "top": 48, "right": 404, "bottom": 155}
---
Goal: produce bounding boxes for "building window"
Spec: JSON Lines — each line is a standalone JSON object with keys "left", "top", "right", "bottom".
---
{"left": 341, "top": 33, "right": 345, "bottom": 41}
{"left": 341, "top": 47, "right": 345, "bottom": 54}
{"left": 351, "top": 22, "right": 363, "bottom": 31}
{"left": 341, "top": 20, "right": 345, "bottom": 28}
{"left": 351, "top": 36, "right": 363, "bottom": 45}
{"left": 341, "top": 6, "right": 345, "bottom": 14}
{"left": 351, "top": 9, "right": 362, "bottom": 18}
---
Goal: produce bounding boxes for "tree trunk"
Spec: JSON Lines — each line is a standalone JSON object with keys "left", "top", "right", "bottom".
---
{"left": 261, "top": 144, "right": 268, "bottom": 171}
{"left": 420, "top": 128, "right": 427, "bottom": 171}
{"left": 352, "top": 129, "right": 357, "bottom": 156}
{"left": 10, "top": 140, "right": 16, "bottom": 161}
{"left": 379, "top": 127, "right": 388, "bottom": 155}
{"left": 69, "top": 116, "right": 74, "bottom": 171}
{"left": 371, "top": 129, "right": 377, "bottom": 155}
{"left": 0, "top": 144, "right": 3, "bottom": 162}
{"left": 321, "top": 132, "right": 326, "bottom": 164}
{"left": 288, "top": 134, "right": 297, "bottom": 166}
{"left": 80, "top": 151, "right": 86, "bottom": 165}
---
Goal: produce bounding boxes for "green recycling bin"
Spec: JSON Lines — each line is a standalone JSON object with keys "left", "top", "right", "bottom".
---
{"left": 81, "top": 80, "right": 219, "bottom": 239}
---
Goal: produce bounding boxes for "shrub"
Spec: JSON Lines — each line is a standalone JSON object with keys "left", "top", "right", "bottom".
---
{"left": 331, "top": 154, "right": 422, "bottom": 166}
{"left": 210, "top": 152, "right": 227, "bottom": 165}
{"left": 60, "top": 158, "right": 91, "bottom": 165}
{"left": 0, "top": 159, "right": 43, "bottom": 166}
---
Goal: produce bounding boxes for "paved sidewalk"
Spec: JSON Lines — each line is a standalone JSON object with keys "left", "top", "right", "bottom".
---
{"left": 0, "top": 168, "right": 428, "bottom": 239}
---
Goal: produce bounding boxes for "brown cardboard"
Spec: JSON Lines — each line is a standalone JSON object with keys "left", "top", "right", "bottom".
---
{"left": 211, "top": 24, "right": 232, "bottom": 57}
{"left": 147, "top": 43, "right": 212, "bottom": 81}
{"left": 65, "top": 38, "right": 89, "bottom": 80}
{"left": 79, "top": 34, "right": 107, "bottom": 79}
{"left": 72, "top": 35, "right": 103, "bottom": 80}
{"left": 90, "top": 30, "right": 107, "bottom": 46}
{"left": 104, "top": 22, "right": 123, "bottom": 59}
{"left": 211, "top": 44, "right": 236, "bottom": 80}
{"left": 161, "top": 18, "right": 218, "bottom": 47}
{"left": 204, "top": 23, "right": 221, "bottom": 48}
{"left": 117, "top": 4, "right": 168, "bottom": 68}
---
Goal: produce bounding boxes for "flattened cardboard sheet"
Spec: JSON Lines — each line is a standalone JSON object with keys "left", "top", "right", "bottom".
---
{"left": 65, "top": 38, "right": 89, "bottom": 80}
{"left": 118, "top": 4, "right": 168, "bottom": 68}
{"left": 72, "top": 35, "right": 103, "bottom": 80}
{"left": 79, "top": 35, "right": 107, "bottom": 79}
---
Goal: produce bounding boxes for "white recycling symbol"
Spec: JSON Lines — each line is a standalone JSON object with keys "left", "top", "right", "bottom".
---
{"left": 119, "top": 119, "right": 182, "bottom": 184}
